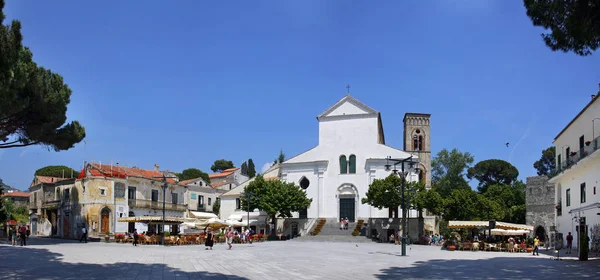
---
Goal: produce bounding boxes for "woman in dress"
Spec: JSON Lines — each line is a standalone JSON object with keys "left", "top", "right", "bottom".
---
{"left": 204, "top": 227, "right": 214, "bottom": 250}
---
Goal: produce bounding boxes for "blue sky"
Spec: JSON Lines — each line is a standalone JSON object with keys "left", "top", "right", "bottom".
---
{"left": 1, "top": 0, "right": 599, "bottom": 190}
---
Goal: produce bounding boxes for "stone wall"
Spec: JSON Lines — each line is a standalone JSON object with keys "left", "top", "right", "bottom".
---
{"left": 526, "top": 175, "right": 556, "bottom": 244}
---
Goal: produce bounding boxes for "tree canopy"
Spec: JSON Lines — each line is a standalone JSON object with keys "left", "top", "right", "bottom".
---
{"left": 273, "top": 149, "right": 286, "bottom": 165}
{"left": 175, "top": 168, "right": 210, "bottom": 184}
{"left": 524, "top": 0, "right": 600, "bottom": 56}
{"left": 430, "top": 148, "right": 474, "bottom": 197}
{"left": 210, "top": 159, "right": 235, "bottom": 173}
{"left": 34, "top": 165, "right": 78, "bottom": 178}
{"left": 533, "top": 146, "right": 556, "bottom": 176}
{"left": 242, "top": 175, "right": 312, "bottom": 236}
{"left": 240, "top": 162, "right": 248, "bottom": 176}
{"left": 0, "top": 1, "right": 85, "bottom": 150}
{"left": 467, "top": 159, "right": 519, "bottom": 193}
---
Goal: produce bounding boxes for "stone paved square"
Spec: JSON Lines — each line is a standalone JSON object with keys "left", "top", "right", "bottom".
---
{"left": 1, "top": 237, "right": 600, "bottom": 279}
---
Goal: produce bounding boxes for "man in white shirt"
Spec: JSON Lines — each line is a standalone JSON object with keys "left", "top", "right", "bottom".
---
{"left": 79, "top": 225, "right": 88, "bottom": 243}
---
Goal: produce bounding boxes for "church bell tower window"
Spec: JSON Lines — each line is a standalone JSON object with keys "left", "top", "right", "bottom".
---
{"left": 413, "top": 133, "right": 423, "bottom": 151}
{"left": 348, "top": 155, "right": 356, "bottom": 174}
{"left": 339, "top": 155, "right": 348, "bottom": 174}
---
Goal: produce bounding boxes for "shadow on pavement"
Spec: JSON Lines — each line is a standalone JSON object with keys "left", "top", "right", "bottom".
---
{"left": 373, "top": 257, "right": 600, "bottom": 279}
{"left": 0, "top": 245, "right": 249, "bottom": 279}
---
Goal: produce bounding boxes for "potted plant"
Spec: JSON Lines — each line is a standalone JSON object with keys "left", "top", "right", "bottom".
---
{"left": 586, "top": 141, "right": 591, "bottom": 146}
{"left": 570, "top": 152, "right": 577, "bottom": 157}
{"left": 104, "top": 231, "right": 111, "bottom": 242}
{"left": 526, "top": 237, "right": 534, "bottom": 252}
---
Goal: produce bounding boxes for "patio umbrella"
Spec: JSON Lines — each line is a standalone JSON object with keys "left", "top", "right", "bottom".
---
{"left": 197, "top": 218, "right": 229, "bottom": 229}
{"left": 491, "top": 229, "right": 530, "bottom": 236}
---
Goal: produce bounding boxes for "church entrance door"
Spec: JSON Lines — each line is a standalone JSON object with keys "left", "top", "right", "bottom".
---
{"left": 339, "top": 198, "right": 355, "bottom": 222}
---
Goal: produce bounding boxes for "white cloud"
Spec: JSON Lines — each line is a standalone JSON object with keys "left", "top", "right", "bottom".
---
{"left": 19, "top": 148, "right": 27, "bottom": 158}
{"left": 261, "top": 162, "right": 272, "bottom": 174}
{"left": 509, "top": 118, "right": 537, "bottom": 164}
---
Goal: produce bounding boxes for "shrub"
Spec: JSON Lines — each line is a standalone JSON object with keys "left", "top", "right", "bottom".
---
{"left": 352, "top": 230, "right": 359, "bottom": 236}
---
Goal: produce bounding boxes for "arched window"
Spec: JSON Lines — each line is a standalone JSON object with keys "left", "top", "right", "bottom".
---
{"left": 419, "top": 135, "right": 424, "bottom": 151}
{"left": 413, "top": 135, "right": 424, "bottom": 151}
{"left": 300, "top": 177, "right": 310, "bottom": 189}
{"left": 348, "top": 155, "right": 356, "bottom": 174}
{"left": 339, "top": 155, "right": 347, "bottom": 174}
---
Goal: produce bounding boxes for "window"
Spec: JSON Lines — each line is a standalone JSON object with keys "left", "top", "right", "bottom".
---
{"left": 151, "top": 190, "right": 159, "bottom": 202}
{"left": 339, "top": 155, "right": 348, "bottom": 174}
{"left": 349, "top": 155, "right": 356, "bottom": 174}
{"left": 199, "top": 195, "right": 204, "bottom": 206}
{"left": 300, "top": 177, "right": 310, "bottom": 189}
{"left": 594, "top": 186, "right": 596, "bottom": 195}
{"left": 236, "top": 198, "right": 241, "bottom": 209}
{"left": 581, "top": 183, "right": 586, "bottom": 203}
{"left": 208, "top": 198, "right": 212, "bottom": 206}
{"left": 557, "top": 154, "right": 562, "bottom": 169}
{"left": 580, "top": 135, "right": 585, "bottom": 150}
{"left": 413, "top": 134, "right": 424, "bottom": 151}
{"left": 172, "top": 193, "right": 178, "bottom": 204}
{"left": 566, "top": 147, "right": 571, "bottom": 160}
{"left": 99, "top": 188, "right": 106, "bottom": 196}
{"left": 566, "top": 189, "right": 571, "bottom": 207}
{"left": 199, "top": 182, "right": 203, "bottom": 186}
{"left": 191, "top": 193, "right": 197, "bottom": 199}
{"left": 64, "top": 189, "right": 70, "bottom": 200}
{"left": 128, "top": 187, "right": 136, "bottom": 200}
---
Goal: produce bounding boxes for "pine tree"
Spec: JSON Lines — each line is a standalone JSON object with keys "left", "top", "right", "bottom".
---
{"left": 241, "top": 162, "right": 248, "bottom": 176}
{"left": 247, "top": 159, "right": 256, "bottom": 178}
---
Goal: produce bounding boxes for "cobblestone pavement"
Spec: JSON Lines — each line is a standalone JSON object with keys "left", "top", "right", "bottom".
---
{"left": 1, "top": 237, "right": 600, "bottom": 279}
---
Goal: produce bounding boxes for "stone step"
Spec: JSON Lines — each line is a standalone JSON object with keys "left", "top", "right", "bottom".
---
{"left": 292, "top": 235, "right": 374, "bottom": 243}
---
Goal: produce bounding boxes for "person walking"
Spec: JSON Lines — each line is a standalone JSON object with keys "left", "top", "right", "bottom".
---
{"left": 532, "top": 236, "right": 540, "bottom": 256}
{"left": 204, "top": 227, "right": 214, "bottom": 250}
{"left": 19, "top": 224, "right": 27, "bottom": 246}
{"left": 566, "top": 232, "right": 573, "bottom": 254}
{"left": 133, "top": 228, "right": 139, "bottom": 246}
{"left": 226, "top": 227, "right": 235, "bottom": 250}
{"left": 9, "top": 226, "right": 17, "bottom": 246}
{"left": 79, "top": 225, "right": 88, "bottom": 243}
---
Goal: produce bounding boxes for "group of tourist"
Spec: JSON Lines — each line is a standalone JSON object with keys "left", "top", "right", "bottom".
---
{"left": 203, "top": 227, "right": 254, "bottom": 250}
{"left": 339, "top": 217, "right": 350, "bottom": 230}
{"left": 7, "top": 224, "right": 30, "bottom": 246}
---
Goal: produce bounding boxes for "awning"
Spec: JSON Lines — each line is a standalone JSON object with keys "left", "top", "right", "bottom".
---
{"left": 491, "top": 229, "right": 531, "bottom": 236}
{"left": 117, "top": 216, "right": 185, "bottom": 224}
{"left": 227, "top": 214, "right": 243, "bottom": 221}
{"left": 495, "top": 222, "right": 533, "bottom": 231}
{"left": 448, "top": 221, "right": 489, "bottom": 229}
{"left": 189, "top": 211, "right": 218, "bottom": 219}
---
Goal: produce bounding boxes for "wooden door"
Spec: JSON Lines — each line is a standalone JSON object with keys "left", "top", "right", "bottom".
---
{"left": 339, "top": 198, "right": 355, "bottom": 222}
{"left": 101, "top": 212, "right": 110, "bottom": 233}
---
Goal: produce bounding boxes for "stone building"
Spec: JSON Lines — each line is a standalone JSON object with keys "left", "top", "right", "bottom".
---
{"left": 28, "top": 176, "right": 75, "bottom": 236}
{"left": 208, "top": 168, "right": 249, "bottom": 192}
{"left": 526, "top": 176, "right": 556, "bottom": 245}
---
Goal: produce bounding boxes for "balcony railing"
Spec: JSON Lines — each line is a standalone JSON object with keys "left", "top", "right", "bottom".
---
{"left": 550, "top": 135, "right": 600, "bottom": 178}
{"left": 128, "top": 199, "right": 187, "bottom": 212}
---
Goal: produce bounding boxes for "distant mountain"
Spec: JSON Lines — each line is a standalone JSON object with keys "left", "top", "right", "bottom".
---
{"left": 0, "top": 178, "right": 17, "bottom": 193}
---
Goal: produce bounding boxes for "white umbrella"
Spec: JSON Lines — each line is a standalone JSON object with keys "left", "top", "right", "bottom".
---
{"left": 197, "top": 218, "right": 229, "bottom": 229}
{"left": 491, "top": 229, "right": 530, "bottom": 236}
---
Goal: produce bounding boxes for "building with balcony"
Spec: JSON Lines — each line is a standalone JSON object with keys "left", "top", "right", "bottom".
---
{"left": 28, "top": 176, "right": 75, "bottom": 236}
{"left": 549, "top": 93, "right": 600, "bottom": 249}
{"left": 42, "top": 163, "right": 188, "bottom": 238}
{"left": 178, "top": 177, "right": 226, "bottom": 215}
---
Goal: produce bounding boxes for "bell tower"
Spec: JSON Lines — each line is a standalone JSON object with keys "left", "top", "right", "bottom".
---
{"left": 403, "top": 113, "right": 432, "bottom": 189}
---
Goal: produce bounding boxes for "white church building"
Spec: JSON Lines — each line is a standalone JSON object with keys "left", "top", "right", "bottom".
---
{"left": 279, "top": 95, "right": 433, "bottom": 233}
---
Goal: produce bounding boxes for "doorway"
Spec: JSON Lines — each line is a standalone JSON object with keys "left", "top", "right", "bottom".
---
{"left": 101, "top": 208, "right": 110, "bottom": 233}
{"left": 128, "top": 211, "right": 135, "bottom": 233}
{"left": 339, "top": 197, "right": 355, "bottom": 222}
{"left": 535, "top": 226, "right": 547, "bottom": 242}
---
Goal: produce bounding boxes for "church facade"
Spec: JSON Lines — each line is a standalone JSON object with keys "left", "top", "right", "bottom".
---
{"left": 279, "top": 95, "right": 432, "bottom": 223}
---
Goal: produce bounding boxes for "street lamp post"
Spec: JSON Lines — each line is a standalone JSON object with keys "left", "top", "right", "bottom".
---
{"left": 242, "top": 192, "right": 254, "bottom": 231}
{"left": 153, "top": 174, "right": 177, "bottom": 246}
{"left": 385, "top": 155, "right": 419, "bottom": 257}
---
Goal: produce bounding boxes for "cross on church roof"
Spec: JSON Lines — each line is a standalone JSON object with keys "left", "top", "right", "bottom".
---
{"left": 346, "top": 84, "right": 351, "bottom": 93}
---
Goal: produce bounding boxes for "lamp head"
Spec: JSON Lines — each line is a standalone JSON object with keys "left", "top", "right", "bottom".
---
{"left": 385, "top": 164, "right": 392, "bottom": 172}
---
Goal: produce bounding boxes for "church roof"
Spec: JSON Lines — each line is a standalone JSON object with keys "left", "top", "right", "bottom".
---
{"left": 317, "top": 95, "right": 379, "bottom": 120}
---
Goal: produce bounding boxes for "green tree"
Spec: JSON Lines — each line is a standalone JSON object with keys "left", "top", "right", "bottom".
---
{"left": 467, "top": 159, "right": 519, "bottom": 193}
{"left": 0, "top": 197, "right": 14, "bottom": 223}
{"left": 240, "top": 161, "right": 248, "bottom": 176}
{"left": 247, "top": 158, "right": 256, "bottom": 178}
{"left": 362, "top": 174, "right": 404, "bottom": 218}
{"left": 431, "top": 148, "right": 474, "bottom": 197}
{"left": 242, "top": 175, "right": 312, "bottom": 237}
{"left": 533, "top": 146, "right": 556, "bottom": 176}
{"left": 0, "top": 1, "right": 85, "bottom": 150}
{"left": 175, "top": 168, "right": 210, "bottom": 184}
{"left": 212, "top": 198, "right": 220, "bottom": 216}
{"left": 273, "top": 149, "right": 286, "bottom": 165}
{"left": 34, "top": 165, "right": 78, "bottom": 178}
{"left": 210, "top": 159, "right": 235, "bottom": 173}
{"left": 524, "top": 0, "right": 600, "bottom": 56}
